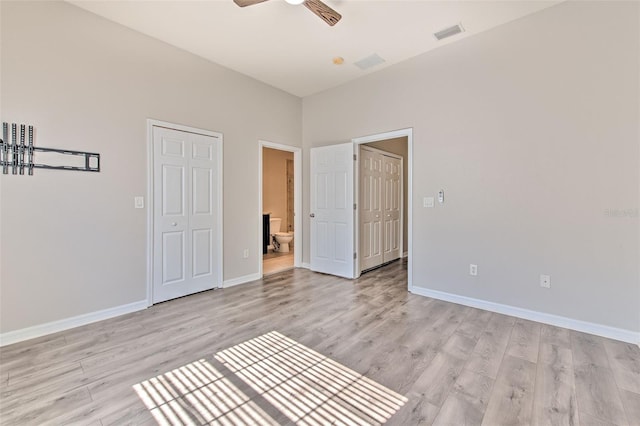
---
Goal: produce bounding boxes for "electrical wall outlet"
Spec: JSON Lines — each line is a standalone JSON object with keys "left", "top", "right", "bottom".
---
{"left": 540, "top": 274, "right": 551, "bottom": 288}
{"left": 469, "top": 264, "right": 478, "bottom": 276}
{"left": 243, "top": 249, "right": 249, "bottom": 259}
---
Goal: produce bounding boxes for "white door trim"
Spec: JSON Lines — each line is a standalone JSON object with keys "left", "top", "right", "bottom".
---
{"left": 146, "top": 119, "right": 224, "bottom": 307}
{"left": 352, "top": 128, "right": 413, "bottom": 289}
{"left": 258, "top": 140, "right": 302, "bottom": 276}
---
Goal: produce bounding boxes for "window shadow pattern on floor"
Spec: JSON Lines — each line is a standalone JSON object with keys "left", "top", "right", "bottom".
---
{"left": 134, "top": 331, "right": 407, "bottom": 425}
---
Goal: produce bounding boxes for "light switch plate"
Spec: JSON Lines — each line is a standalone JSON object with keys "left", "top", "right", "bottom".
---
{"left": 134, "top": 196, "right": 144, "bottom": 209}
{"left": 424, "top": 197, "right": 435, "bottom": 208}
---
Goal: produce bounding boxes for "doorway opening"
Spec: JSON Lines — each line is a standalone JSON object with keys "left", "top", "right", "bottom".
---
{"left": 358, "top": 143, "right": 405, "bottom": 273}
{"left": 258, "top": 141, "right": 302, "bottom": 276}
{"left": 353, "top": 129, "right": 412, "bottom": 289}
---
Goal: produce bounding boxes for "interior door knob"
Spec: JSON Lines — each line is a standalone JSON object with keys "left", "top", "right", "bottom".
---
{"left": 310, "top": 213, "right": 315, "bottom": 218}
{"left": 171, "top": 222, "right": 177, "bottom": 226}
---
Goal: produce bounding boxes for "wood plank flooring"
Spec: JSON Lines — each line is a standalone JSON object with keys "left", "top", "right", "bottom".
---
{"left": 263, "top": 252, "right": 294, "bottom": 276}
{"left": 1, "top": 259, "right": 639, "bottom": 425}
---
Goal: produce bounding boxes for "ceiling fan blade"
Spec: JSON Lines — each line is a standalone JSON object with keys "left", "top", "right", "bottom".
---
{"left": 233, "top": 0, "right": 270, "bottom": 7}
{"left": 303, "top": 0, "right": 341, "bottom": 26}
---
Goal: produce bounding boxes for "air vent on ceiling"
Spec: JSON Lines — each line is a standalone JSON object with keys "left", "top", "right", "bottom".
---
{"left": 354, "top": 53, "right": 386, "bottom": 71}
{"left": 434, "top": 23, "right": 465, "bottom": 41}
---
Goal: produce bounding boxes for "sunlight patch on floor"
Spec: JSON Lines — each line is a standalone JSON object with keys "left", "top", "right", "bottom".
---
{"left": 133, "top": 358, "right": 278, "bottom": 425}
{"left": 216, "top": 331, "right": 407, "bottom": 425}
{"left": 134, "top": 331, "right": 407, "bottom": 425}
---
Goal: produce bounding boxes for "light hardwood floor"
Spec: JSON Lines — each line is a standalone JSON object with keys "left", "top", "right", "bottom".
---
{"left": 1, "top": 260, "right": 639, "bottom": 425}
{"left": 263, "top": 252, "right": 294, "bottom": 276}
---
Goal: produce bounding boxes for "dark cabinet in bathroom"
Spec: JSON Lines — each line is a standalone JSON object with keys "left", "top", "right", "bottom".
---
{"left": 262, "top": 213, "right": 270, "bottom": 254}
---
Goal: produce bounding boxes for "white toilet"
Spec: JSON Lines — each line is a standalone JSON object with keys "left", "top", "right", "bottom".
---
{"left": 269, "top": 217, "right": 293, "bottom": 253}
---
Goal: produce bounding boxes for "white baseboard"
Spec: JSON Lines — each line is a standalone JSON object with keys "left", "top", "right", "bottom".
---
{"left": 0, "top": 300, "right": 148, "bottom": 347}
{"left": 223, "top": 273, "right": 262, "bottom": 288}
{"left": 409, "top": 286, "right": 640, "bottom": 345}
{"left": 301, "top": 263, "right": 311, "bottom": 270}
{"left": 402, "top": 251, "right": 409, "bottom": 258}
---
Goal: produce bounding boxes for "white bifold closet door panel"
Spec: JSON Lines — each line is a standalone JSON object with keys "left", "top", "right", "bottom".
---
{"left": 383, "top": 156, "right": 402, "bottom": 262}
{"left": 153, "top": 126, "right": 220, "bottom": 304}
{"left": 359, "top": 148, "right": 383, "bottom": 270}
{"left": 359, "top": 146, "right": 402, "bottom": 272}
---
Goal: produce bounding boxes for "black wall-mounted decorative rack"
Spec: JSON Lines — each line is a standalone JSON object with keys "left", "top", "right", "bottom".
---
{"left": 0, "top": 122, "right": 100, "bottom": 175}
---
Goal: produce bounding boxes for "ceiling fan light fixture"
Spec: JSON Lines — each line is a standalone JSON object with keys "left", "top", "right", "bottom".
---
{"left": 236, "top": 0, "right": 341, "bottom": 26}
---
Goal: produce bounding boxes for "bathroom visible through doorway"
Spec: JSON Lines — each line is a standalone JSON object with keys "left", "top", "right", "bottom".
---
{"left": 259, "top": 141, "right": 301, "bottom": 276}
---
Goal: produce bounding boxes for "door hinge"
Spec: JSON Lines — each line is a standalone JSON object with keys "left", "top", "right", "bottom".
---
{"left": 353, "top": 154, "right": 357, "bottom": 161}
{"left": 354, "top": 203, "right": 357, "bottom": 210}
{"left": 354, "top": 252, "right": 357, "bottom": 259}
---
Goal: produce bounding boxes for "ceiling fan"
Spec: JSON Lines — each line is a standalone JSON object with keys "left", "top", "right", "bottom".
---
{"left": 233, "top": 0, "right": 342, "bottom": 26}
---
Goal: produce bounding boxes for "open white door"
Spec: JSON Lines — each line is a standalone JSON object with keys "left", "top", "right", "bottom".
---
{"left": 310, "top": 143, "right": 355, "bottom": 278}
{"left": 152, "top": 126, "right": 221, "bottom": 303}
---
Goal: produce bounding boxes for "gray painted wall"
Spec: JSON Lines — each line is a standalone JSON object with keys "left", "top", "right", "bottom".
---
{"left": 302, "top": 1, "right": 639, "bottom": 332}
{"left": 0, "top": 1, "right": 301, "bottom": 333}
{"left": 1, "top": 0, "right": 638, "bottom": 337}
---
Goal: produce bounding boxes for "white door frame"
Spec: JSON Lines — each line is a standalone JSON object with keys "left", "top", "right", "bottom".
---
{"left": 146, "top": 119, "right": 224, "bottom": 306}
{"left": 258, "top": 140, "right": 302, "bottom": 276}
{"left": 352, "top": 128, "right": 413, "bottom": 290}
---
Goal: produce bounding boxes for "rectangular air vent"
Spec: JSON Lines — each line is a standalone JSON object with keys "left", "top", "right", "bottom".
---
{"left": 354, "top": 53, "right": 386, "bottom": 70}
{"left": 434, "top": 23, "right": 465, "bottom": 41}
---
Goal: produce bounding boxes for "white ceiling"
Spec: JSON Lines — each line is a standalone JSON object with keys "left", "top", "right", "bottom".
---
{"left": 68, "top": 0, "right": 561, "bottom": 98}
